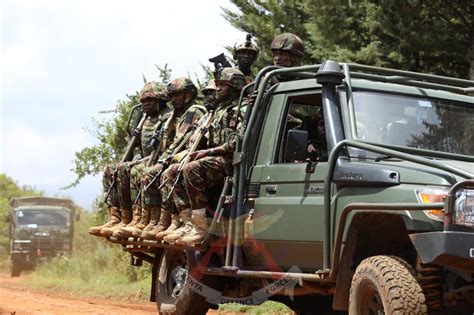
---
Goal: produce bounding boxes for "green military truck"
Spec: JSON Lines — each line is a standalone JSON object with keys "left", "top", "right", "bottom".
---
{"left": 7, "top": 197, "right": 78, "bottom": 277}
{"left": 107, "top": 61, "right": 474, "bottom": 314}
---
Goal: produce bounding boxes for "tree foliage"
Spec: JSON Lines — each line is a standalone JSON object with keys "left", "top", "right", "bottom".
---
{"left": 223, "top": 0, "right": 473, "bottom": 79}
{"left": 68, "top": 65, "right": 173, "bottom": 188}
{"left": 0, "top": 174, "right": 43, "bottom": 257}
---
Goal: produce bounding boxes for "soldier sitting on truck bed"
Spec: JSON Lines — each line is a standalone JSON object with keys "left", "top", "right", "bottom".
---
{"left": 232, "top": 34, "right": 259, "bottom": 84}
{"left": 89, "top": 82, "right": 171, "bottom": 237}
{"left": 160, "top": 68, "right": 247, "bottom": 246}
{"left": 137, "top": 78, "right": 207, "bottom": 240}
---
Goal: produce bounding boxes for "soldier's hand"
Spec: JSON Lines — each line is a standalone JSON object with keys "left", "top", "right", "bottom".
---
{"left": 191, "top": 149, "right": 209, "bottom": 161}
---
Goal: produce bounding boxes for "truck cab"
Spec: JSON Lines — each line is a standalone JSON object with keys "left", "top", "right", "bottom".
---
{"left": 8, "top": 197, "right": 77, "bottom": 277}
{"left": 107, "top": 61, "right": 474, "bottom": 314}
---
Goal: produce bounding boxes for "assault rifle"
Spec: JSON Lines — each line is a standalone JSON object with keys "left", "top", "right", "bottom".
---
{"left": 209, "top": 53, "right": 235, "bottom": 79}
{"left": 144, "top": 111, "right": 209, "bottom": 192}
{"left": 104, "top": 110, "right": 148, "bottom": 205}
{"left": 166, "top": 109, "right": 216, "bottom": 200}
{"left": 131, "top": 114, "right": 174, "bottom": 205}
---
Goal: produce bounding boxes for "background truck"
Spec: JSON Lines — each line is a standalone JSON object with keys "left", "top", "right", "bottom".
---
{"left": 7, "top": 196, "right": 79, "bottom": 277}
{"left": 106, "top": 61, "right": 474, "bottom": 314}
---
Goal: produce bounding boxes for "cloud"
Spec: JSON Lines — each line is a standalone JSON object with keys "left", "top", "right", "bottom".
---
{"left": 1, "top": 0, "right": 244, "bottom": 209}
{"left": 0, "top": 119, "right": 91, "bottom": 186}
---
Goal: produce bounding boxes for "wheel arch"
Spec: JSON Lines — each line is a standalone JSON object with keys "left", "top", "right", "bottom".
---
{"left": 332, "top": 212, "right": 417, "bottom": 311}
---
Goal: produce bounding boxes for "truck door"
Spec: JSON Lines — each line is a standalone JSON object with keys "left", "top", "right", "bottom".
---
{"left": 244, "top": 91, "right": 328, "bottom": 272}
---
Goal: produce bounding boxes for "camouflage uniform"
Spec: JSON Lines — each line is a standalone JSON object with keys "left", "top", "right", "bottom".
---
{"left": 90, "top": 82, "right": 170, "bottom": 237}
{"left": 139, "top": 78, "right": 207, "bottom": 240}
{"left": 163, "top": 68, "right": 246, "bottom": 245}
{"left": 233, "top": 34, "right": 259, "bottom": 84}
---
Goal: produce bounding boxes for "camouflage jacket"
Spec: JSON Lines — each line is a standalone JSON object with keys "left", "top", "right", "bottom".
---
{"left": 207, "top": 99, "right": 244, "bottom": 153}
{"left": 161, "top": 103, "right": 207, "bottom": 158}
{"left": 141, "top": 106, "right": 172, "bottom": 157}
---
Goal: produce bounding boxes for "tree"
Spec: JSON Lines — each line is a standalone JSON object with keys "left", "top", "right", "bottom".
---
{"left": 223, "top": 0, "right": 473, "bottom": 79}
{"left": 0, "top": 174, "right": 42, "bottom": 255}
{"left": 68, "top": 64, "right": 173, "bottom": 188}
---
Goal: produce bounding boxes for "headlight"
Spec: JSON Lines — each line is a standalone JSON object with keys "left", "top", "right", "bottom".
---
{"left": 454, "top": 189, "right": 474, "bottom": 227}
{"left": 416, "top": 188, "right": 448, "bottom": 222}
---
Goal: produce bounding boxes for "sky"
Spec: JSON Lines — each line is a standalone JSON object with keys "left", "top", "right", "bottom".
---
{"left": 1, "top": 0, "right": 244, "bottom": 210}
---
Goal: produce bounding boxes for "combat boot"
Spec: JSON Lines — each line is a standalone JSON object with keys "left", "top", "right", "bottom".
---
{"left": 177, "top": 209, "right": 209, "bottom": 246}
{"left": 138, "top": 206, "right": 161, "bottom": 238}
{"left": 130, "top": 206, "right": 152, "bottom": 238}
{"left": 101, "top": 207, "right": 132, "bottom": 237}
{"left": 88, "top": 206, "right": 120, "bottom": 236}
{"left": 141, "top": 207, "right": 168, "bottom": 240}
{"left": 154, "top": 213, "right": 180, "bottom": 240}
{"left": 112, "top": 205, "right": 142, "bottom": 238}
{"left": 163, "top": 210, "right": 192, "bottom": 244}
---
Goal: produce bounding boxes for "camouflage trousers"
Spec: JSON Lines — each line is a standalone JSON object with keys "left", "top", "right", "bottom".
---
{"left": 183, "top": 155, "right": 232, "bottom": 210}
{"left": 110, "top": 160, "right": 145, "bottom": 210}
{"left": 103, "top": 164, "right": 120, "bottom": 207}
{"left": 161, "top": 163, "right": 186, "bottom": 214}
{"left": 139, "top": 163, "right": 164, "bottom": 208}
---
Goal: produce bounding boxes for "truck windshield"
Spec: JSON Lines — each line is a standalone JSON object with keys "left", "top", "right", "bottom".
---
{"left": 16, "top": 209, "right": 70, "bottom": 226}
{"left": 353, "top": 91, "right": 474, "bottom": 156}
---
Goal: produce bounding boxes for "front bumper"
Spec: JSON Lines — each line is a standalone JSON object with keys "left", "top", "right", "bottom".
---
{"left": 409, "top": 231, "right": 474, "bottom": 272}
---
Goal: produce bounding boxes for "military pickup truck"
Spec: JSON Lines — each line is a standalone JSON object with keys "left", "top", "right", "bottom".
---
{"left": 7, "top": 197, "right": 78, "bottom": 277}
{"left": 107, "top": 61, "right": 474, "bottom": 315}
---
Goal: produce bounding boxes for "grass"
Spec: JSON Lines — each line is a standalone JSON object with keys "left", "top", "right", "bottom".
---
{"left": 218, "top": 301, "right": 293, "bottom": 314}
{"left": 1, "top": 212, "right": 294, "bottom": 313}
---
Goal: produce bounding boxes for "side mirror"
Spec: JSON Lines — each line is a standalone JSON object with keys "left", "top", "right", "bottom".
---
{"left": 75, "top": 212, "right": 80, "bottom": 221}
{"left": 285, "top": 130, "right": 308, "bottom": 162}
{"left": 5, "top": 214, "right": 12, "bottom": 223}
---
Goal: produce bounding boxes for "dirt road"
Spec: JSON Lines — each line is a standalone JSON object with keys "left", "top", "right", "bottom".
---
{"left": 0, "top": 274, "right": 157, "bottom": 315}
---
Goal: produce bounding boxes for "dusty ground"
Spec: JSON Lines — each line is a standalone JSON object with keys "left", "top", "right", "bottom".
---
{"left": 0, "top": 274, "right": 235, "bottom": 315}
{"left": 0, "top": 274, "right": 157, "bottom": 315}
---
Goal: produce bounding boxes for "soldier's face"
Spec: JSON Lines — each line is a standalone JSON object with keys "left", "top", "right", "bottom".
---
{"left": 216, "top": 81, "right": 230, "bottom": 101}
{"left": 273, "top": 50, "right": 291, "bottom": 67}
{"left": 142, "top": 99, "right": 158, "bottom": 115}
{"left": 170, "top": 91, "right": 186, "bottom": 109}
{"left": 316, "top": 119, "right": 326, "bottom": 138}
{"left": 236, "top": 50, "right": 257, "bottom": 67}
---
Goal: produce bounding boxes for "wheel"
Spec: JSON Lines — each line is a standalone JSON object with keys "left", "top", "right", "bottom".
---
{"left": 11, "top": 259, "right": 21, "bottom": 277}
{"left": 349, "top": 255, "right": 427, "bottom": 315}
{"left": 156, "top": 249, "right": 218, "bottom": 315}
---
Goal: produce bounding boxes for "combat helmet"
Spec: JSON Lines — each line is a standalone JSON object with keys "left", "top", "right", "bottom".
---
{"left": 270, "top": 33, "right": 304, "bottom": 57}
{"left": 202, "top": 80, "right": 217, "bottom": 96}
{"left": 167, "top": 77, "right": 198, "bottom": 98}
{"left": 232, "top": 34, "right": 260, "bottom": 59}
{"left": 216, "top": 68, "right": 246, "bottom": 91}
{"left": 139, "top": 81, "right": 169, "bottom": 102}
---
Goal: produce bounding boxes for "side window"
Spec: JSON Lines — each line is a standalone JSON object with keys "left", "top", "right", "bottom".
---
{"left": 277, "top": 93, "right": 327, "bottom": 163}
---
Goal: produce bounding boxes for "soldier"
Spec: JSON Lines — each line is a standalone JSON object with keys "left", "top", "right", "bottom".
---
{"left": 307, "top": 111, "right": 328, "bottom": 162}
{"left": 89, "top": 81, "right": 170, "bottom": 237}
{"left": 161, "top": 68, "right": 247, "bottom": 246}
{"left": 201, "top": 79, "right": 217, "bottom": 105}
{"left": 270, "top": 33, "right": 305, "bottom": 68}
{"left": 137, "top": 78, "right": 207, "bottom": 240}
{"left": 233, "top": 34, "right": 259, "bottom": 84}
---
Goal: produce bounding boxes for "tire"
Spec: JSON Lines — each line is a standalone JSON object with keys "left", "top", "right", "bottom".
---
{"left": 11, "top": 260, "right": 21, "bottom": 277}
{"left": 156, "top": 249, "right": 218, "bottom": 315}
{"left": 349, "top": 255, "right": 427, "bottom": 315}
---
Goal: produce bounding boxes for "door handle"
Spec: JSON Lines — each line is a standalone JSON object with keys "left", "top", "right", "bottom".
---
{"left": 265, "top": 185, "right": 277, "bottom": 194}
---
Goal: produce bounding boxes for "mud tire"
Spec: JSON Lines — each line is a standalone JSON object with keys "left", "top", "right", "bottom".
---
{"left": 349, "top": 255, "right": 427, "bottom": 315}
{"left": 11, "top": 259, "right": 21, "bottom": 277}
{"left": 156, "top": 249, "right": 217, "bottom": 315}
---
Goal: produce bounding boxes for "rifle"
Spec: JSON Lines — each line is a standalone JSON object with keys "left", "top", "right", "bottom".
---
{"left": 145, "top": 110, "right": 209, "bottom": 192}
{"left": 104, "top": 111, "right": 147, "bottom": 205}
{"left": 166, "top": 109, "right": 216, "bottom": 200}
{"left": 209, "top": 53, "right": 235, "bottom": 79}
{"left": 131, "top": 114, "right": 174, "bottom": 205}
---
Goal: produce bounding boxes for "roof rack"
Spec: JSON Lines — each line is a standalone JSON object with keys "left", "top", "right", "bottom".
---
{"left": 342, "top": 63, "right": 474, "bottom": 96}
